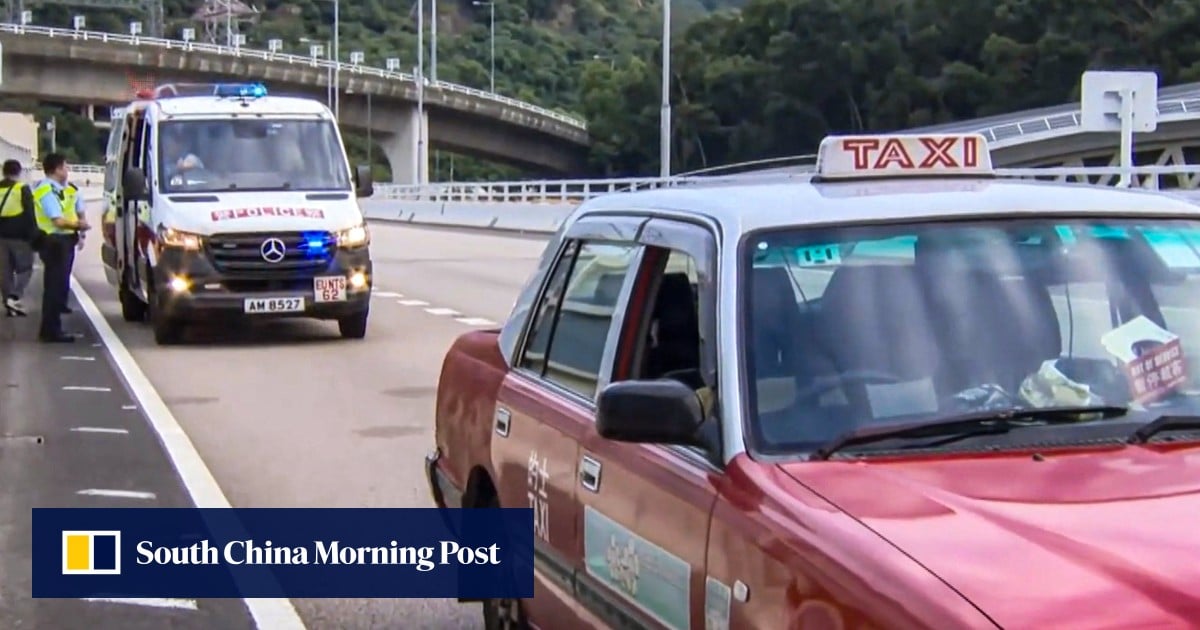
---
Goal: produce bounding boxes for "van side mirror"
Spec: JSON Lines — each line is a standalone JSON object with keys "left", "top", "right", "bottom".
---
{"left": 354, "top": 164, "right": 373, "bottom": 198}
{"left": 122, "top": 167, "right": 147, "bottom": 200}
{"left": 596, "top": 379, "right": 705, "bottom": 446}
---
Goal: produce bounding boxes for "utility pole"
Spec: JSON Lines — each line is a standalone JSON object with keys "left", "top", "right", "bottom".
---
{"left": 430, "top": 0, "right": 438, "bottom": 83}
{"left": 659, "top": 0, "right": 671, "bottom": 178}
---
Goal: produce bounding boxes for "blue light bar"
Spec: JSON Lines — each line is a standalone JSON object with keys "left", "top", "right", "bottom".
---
{"left": 213, "top": 83, "right": 268, "bottom": 98}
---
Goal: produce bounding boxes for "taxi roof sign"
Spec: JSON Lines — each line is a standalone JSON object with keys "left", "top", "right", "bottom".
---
{"left": 815, "top": 133, "right": 993, "bottom": 180}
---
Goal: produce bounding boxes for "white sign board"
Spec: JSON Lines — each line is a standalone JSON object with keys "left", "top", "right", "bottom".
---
{"left": 1081, "top": 71, "right": 1159, "bottom": 133}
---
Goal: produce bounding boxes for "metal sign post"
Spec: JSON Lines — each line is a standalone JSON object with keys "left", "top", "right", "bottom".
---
{"left": 1081, "top": 71, "right": 1159, "bottom": 188}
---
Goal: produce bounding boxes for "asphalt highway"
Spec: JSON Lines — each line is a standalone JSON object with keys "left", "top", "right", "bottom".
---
{"left": 63, "top": 222, "right": 551, "bottom": 629}
{"left": 0, "top": 260, "right": 257, "bottom": 630}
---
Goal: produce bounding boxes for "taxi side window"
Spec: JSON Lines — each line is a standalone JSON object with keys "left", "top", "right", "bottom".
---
{"left": 519, "top": 239, "right": 640, "bottom": 400}
{"left": 637, "top": 249, "right": 703, "bottom": 385}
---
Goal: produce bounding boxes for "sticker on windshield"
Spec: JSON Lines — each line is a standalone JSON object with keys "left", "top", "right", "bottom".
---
{"left": 211, "top": 207, "right": 325, "bottom": 221}
{"left": 795, "top": 244, "right": 841, "bottom": 267}
{"left": 1100, "top": 315, "right": 1189, "bottom": 403}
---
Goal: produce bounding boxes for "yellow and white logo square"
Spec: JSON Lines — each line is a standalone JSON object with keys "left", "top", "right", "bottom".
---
{"left": 62, "top": 530, "right": 121, "bottom": 575}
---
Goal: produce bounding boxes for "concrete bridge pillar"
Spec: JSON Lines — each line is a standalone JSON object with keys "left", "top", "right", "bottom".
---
{"left": 377, "top": 104, "right": 429, "bottom": 185}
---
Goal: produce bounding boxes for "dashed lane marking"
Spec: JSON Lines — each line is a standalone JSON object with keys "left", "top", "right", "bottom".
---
{"left": 397, "top": 299, "right": 429, "bottom": 306}
{"left": 82, "top": 598, "right": 199, "bottom": 611}
{"left": 76, "top": 489, "right": 157, "bottom": 500}
{"left": 62, "top": 385, "right": 111, "bottom": 392}
{"left": 69, "top": 276, "right": 308, "bottom": 629}
{"left": 122, "top": 404, "right": 137, "bottom": 410}
{"left": 61, "top": 355, "right": 96, "bottom": 361}
{"left": 71, "top": 427, "right": 130, "bottom": 435}
{"left": 455, "top": 317, "right": 497, "bottom": 327}
{"left": 371, "top": 291, "right": 404, "bottom": 298}
{"left": 424, "top": 307, "right": 460, "bottom": 317}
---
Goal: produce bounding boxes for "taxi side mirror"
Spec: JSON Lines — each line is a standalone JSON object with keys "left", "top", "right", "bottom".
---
{"left": 123, "top": 167, "right": 147, "bottom": 200}
{"left": 596, "top": 379, "right": 705, "bottom": 446}
{"left": 354, "top": 164, "right": 374, "bottom": 198}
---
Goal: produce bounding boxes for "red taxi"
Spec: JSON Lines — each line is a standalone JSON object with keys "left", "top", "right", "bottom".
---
{"left": 427, "top": 133, "right": 1200, "bottom": 629}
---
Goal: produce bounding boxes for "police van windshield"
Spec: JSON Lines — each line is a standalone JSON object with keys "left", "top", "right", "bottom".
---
{"left": 743, "top": 218, "right": 1200, "bottom": 455}
{"left": 156, "top": 119, "right": 351, "bottom": 193}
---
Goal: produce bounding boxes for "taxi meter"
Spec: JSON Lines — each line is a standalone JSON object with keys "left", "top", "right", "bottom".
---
{"left": 816, "top": 133, "right": 994, "bottom": 179}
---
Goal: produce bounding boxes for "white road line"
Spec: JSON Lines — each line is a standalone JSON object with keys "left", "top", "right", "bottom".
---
{"left": 71, "top": 427, "right": 130, "bottom": 435}
{"left": 76, "top": 489, "right": 157, "bottom": 500}
{"left": 424, "top": 307, "right": 460, "bottom": 316}
{"left": 397, "top": 299, "right": 429, "bottom": 306}
{"left": 122, "top": 404, "right": 137, "bottom": 410}
{"left": 61, "top": 356, "right": 96, "bottom": 361}
{"left": 91, "top": 342, "right": 102, "bottom": 347}
{"left": 62, "top": 386, "right": 111, "bottom": 392}
{"left": 69, "top": 277, "right": 307, "bottom": 630}
{"left": 455, "top": 317, "right": 497, "bottom": 327}
{"left": 82, "top": 597, "right": 198, "bottom": 610}
{"left": 371, "top": 291, "right": 403, "bottom": 298}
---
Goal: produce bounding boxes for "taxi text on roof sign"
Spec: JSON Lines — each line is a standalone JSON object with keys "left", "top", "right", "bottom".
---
{"left": 816, "top": 133, "right": 994, "bottom": 179}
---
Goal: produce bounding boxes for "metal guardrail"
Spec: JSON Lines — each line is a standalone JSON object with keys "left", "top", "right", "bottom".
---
{"left": 0, "top": 22, "right": 587, "bottom": 131}
{"left": 373, "top": 165, "right": 1200, "bottom": 203}
{"left": 976, "top": 97, "right": 1200, "bottom": 146}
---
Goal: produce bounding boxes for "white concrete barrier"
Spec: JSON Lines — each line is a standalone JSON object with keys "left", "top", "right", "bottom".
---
{"left": 361, "top": 199, "right": 577, "bottom": 235}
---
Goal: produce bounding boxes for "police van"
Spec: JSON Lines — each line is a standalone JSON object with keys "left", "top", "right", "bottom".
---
{"left": 100, "top": 82, "right": 375, "bottom": 345}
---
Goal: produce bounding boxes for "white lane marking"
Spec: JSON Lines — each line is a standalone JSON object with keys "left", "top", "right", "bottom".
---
{"left": 77, "top": 489, "right": 156, "bottom": 500}
{"left": 69, "top": 277, "right": 308, "bottom": 630}
{"left": 82, "top": 597, "right": 198, "bottom": 610}
{"left": 62, "top": 386, "right": 111, "bottom": 392}
{"left": 424, "top": 307, "right": 460, "bottom": 316}
{"left": 122, "top": 404, "right": 137, "bottom": 410}
{"left": 397, "top": 299, "right": 429, "bottom": 306}
{"left": 455, "top": 317, "right": 497, "bottom": 327}
{"left": 371, "top": 291, "right": 403, "bottom": 298}
{"left": 91, "top": 342, "right": 102, "bottom": 347}
{"left": 71, "top": 427, "right": 130, "bottom": 435}
{"left": 61, "top": 356, "right": 96, "bottom": 361}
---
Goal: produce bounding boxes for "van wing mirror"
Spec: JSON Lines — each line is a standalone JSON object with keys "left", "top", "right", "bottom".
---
{"left": 354, "top": 164, "right": 374, "bottom": 198}
{"left": 595, "top": 379, "right": 705, "bottom": 446}
{"left": 122, "top": 167, "right": 148, "bottom": 200}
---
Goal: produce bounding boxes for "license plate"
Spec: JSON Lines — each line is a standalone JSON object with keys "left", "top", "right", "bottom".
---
{"left": 314, "top": 276, "right": 347, "bottom": 303}
{"left": 243, "top": 297, "right": 305, "bottom": 313}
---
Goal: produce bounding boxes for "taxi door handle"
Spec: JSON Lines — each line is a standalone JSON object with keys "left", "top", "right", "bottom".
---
{"left": 579, "top": 455, "right": 601, "bottom": 492}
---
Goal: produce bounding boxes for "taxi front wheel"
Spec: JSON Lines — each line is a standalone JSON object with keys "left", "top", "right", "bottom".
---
{"left": 481, "top": 493, "right": 528, "bottom": 630}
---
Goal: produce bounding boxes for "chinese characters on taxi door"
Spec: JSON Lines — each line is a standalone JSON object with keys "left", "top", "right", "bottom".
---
{"left": 526, "top": 451, "right": 549, "bottom": 543}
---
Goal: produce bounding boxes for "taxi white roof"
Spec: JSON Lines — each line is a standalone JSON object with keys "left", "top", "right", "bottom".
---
{"left": 577, "top": 177, "right": 1200, "bottom": 235}
{"left": 148, "top": 95, "right": 332, "bottom": 118}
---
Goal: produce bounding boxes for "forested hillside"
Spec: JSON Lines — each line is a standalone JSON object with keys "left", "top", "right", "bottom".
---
{"left": 15, "top": 0, "right": 1200, "bottom": 180}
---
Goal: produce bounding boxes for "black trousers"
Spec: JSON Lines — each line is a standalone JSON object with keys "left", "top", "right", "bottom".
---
{"left": 38, "top": 233, "right": 77, "bottom": 338}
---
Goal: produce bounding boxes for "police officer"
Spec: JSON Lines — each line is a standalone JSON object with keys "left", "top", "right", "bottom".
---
{"left": 0, "top": 159, "right": 36, "bottom": 316}
{"left": 33, "top": 153, "right": 90, "bottom": 343}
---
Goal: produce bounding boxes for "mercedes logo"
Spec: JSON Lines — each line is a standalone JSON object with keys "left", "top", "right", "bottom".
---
{"left": 260, "top": 238, "right": 286, "bottom": 263}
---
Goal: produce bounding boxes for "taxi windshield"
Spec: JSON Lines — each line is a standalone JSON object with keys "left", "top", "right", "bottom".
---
{"left": 743, "top": 217, "right": 1200, "bottom": 455}
{"left": 156, "top": 118, "right": 351, "bottom": 193}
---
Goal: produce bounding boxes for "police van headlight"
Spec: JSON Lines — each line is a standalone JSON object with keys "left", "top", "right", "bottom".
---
{"left": 335, "top": 223, "right": 369, "bottom": 248}
{"left": 158, "top": 227, "right": 203, "bottom": 250}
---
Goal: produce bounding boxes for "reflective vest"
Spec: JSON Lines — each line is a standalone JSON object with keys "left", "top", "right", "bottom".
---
{"left": 0, "top": 182, "right": 25, "bottom": 218}
{"left": 33, "top": 181, "right": 78, "bottom": 234}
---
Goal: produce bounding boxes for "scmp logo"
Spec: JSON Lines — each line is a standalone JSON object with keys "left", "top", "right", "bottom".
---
{"left": 62, "top": 530, "right": 121, "bottom": 575}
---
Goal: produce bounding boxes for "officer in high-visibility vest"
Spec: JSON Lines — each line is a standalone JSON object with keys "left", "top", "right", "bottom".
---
{"left": 0, "top": 159, "right": 36, "bottom": 317}
{"left": 33, "top": 153, "right": 90, "bottom": 343}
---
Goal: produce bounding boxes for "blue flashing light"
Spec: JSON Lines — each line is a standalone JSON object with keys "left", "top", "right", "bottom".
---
{"left": 301, "top": 231, "right": 330, "bottom": 259}
{"left": 213, "top": 82, "right": 268, "bottom": 99}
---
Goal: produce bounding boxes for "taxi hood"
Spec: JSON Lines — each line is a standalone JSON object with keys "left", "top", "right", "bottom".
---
{"left": 156, "top": 192, "right": 364, "bottom": 235}
{"left": 779, "top": 446, "right": 1200, "bottom": 628}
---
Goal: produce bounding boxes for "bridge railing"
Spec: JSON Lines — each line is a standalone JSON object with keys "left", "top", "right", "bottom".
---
{"left": 976, "top": 96, "right": 1200, "bottom": 146}
{"left": 0, "top": 23, "right": 587, "bottom": 131}
{"left": 373, "top": 165, "right": 1200, "bottom": 203}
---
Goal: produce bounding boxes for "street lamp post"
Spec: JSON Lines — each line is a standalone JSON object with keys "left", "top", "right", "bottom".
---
{"left": 431, "top": 0, "right": 438, "bottom": 83}
{"left": 472, "top": 1, "right": 495, "bottom": 93}
{"left": 333, "top": 0, "right": 340, "bottom": 120}
{"left": 660, "top": 0, "right": 671, "bottom": 178}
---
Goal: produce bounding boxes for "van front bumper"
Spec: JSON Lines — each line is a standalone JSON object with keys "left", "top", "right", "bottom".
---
{"left": 152, "top": 245, "right": 372, "bottom": 321}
